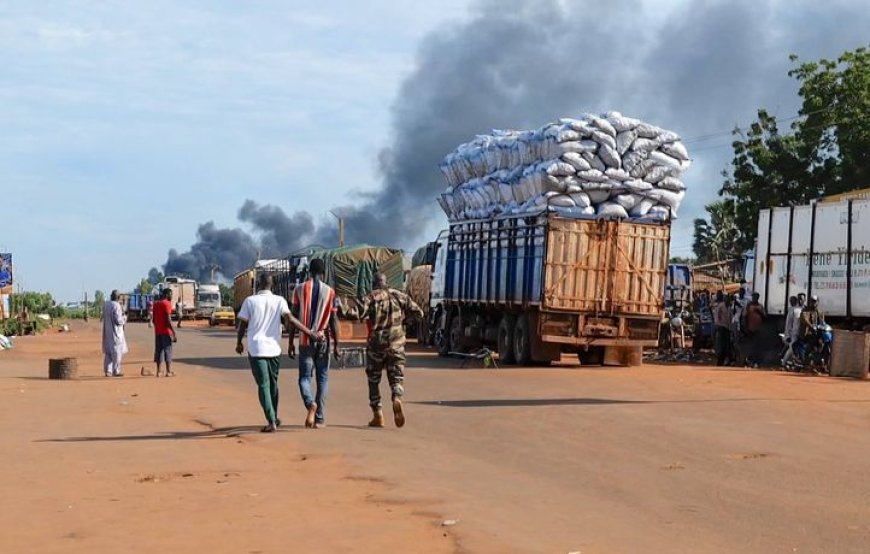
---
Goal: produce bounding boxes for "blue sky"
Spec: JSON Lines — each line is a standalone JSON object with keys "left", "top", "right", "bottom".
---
{"left": 3, "top": 0, "right": 869, "bottom": 303}
{"left": 1, "top": 0, "right": 469, "bottom": 301}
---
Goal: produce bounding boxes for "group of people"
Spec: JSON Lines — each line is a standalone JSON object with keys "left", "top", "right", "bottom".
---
{"left": 702, "top": 288, "right": 825, "bottom": 368}
{"left": 781, "top": 293, "right": 825, "bottom": 367}
{"left": 234, "top": 259, "right": 423, "bottom": 433}
{"left": 708, "top": 288, "right": 765, "bottom": 367}
{"left": 101, "top": 287, "right": 178, "bottom": 377}
{"left": 101, "top": 260, "right": 424, "bottom": 432}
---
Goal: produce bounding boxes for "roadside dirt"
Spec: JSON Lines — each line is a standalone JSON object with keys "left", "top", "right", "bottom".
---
{"left": 0, "top": 322, "right": 456, "bottom": 554}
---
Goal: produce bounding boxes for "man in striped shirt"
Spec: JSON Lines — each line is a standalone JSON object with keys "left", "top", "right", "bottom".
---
{"left": 290, "top": 258, "right": 340, "bottom": 428}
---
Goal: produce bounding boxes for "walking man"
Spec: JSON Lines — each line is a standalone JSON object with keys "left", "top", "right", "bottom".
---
{"left": 237, "top": 273, "right": 321, "bottom": 433}
{"left": 741, "top": 292, "right": 766, "bottom": 366}
{"left": 101, "top": 290, "right": 128, "bottom": 377}
{"left": 359, "top": 272, "right": 423, "bottom": 428}
{"left": 290, "top": 258, "right": 340, "bottom": 429}
{"left": 781, "top": 295, "right": 802, "bottom": 366}
{"left": 175, "top": 298, "right": 183, "bottom": 327}
{"left": 712, "top": 290, "right": 731, "bottom": 366}
{"left": 152, "top": 288, "right": 177, "bottom": 377}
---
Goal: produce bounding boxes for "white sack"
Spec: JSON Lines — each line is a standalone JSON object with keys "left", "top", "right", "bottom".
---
{"left": 630, "top": 198, "right": 657, "bottom": 217}
{"left": 569, "top": 191, "right": 591, "bottom": 207}
{"left": 616, "top": 129, "right": 638, "bottom": 155}
{"left": 597, "top": 143, "right": 621, "bottom": 168}
{"left": 576, "top": 169, "right": 608, "bottom": 183}
{"left": 614, "top": 193, "right": 640, "bottom": 210}
{"left": 658, "top": 177, "right": 687, "bottom": 192}
{"left": 590, "top": 129, "right": 617, "bottom": 150}
{"left": 661, "top": 141, "right": 690, "bottom": 161}
{"left": 561, "top": 152, "right": 592, "bottom": 171}
{"left": 597, "top": 202, "right": 629, "bottom": 218}
{"left": 605, "top": 168, "right": 630, "bottom": 181}
{"left": 590, "top": 116, "right": 617, "bottom": 137}
{"left": 649, "top": 150, "right": 690, "bottom": 172}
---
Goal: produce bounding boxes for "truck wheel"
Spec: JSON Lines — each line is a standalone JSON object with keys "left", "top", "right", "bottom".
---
{"left": 513, "top": 314, "right": 532, "bottom": 366}
{"left": 449, "top": 314, "right": 464, "bottom": 353}
{"left": 435, "top": 310, "right": 450, "bottom": 357}
{"left": 498, "top": 315, "right": 517, "bottom": 364}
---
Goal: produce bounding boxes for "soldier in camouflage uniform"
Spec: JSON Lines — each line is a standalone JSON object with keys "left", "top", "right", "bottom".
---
{"left": 360, "top": 272, "right": 423, "bottom": 428}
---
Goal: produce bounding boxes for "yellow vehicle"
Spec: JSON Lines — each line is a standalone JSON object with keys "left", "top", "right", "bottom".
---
{"left": 209, "top": 306, "right": 236, "bottom": 327}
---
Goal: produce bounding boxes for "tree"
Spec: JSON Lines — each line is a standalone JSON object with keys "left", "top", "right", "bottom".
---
{"left": 134, "top": 278, "right": 153, "bottom": 294}
{"left": 692, "top": 199, "right": 743, "bottom": 263}
{"left": 93, "top": 290, "right": 105, "bottom": 317}
{"left": 697, "top": 45, "right": 870, "bottom": 255}
{"left": 219, "top": 284, "right": 234, "bottom": 308}
{"left": 11, "top": 292, "right": 54, "bottom": 314}
{"left": 669, "top": 256, "right": 695, "bottom": 265}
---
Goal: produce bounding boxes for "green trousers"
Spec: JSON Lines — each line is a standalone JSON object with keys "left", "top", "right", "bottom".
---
{"left": 249, "top": 356, "right": 281, "bottom": 424}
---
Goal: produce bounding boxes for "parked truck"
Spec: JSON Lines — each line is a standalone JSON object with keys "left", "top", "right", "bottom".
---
{"left": 753, "top": 192, "right": 870, "bottom": 324}
{"left": 427, "top": 212, "right": 671, "bottom": 366}
{"left": 158, "top": 277, "right": 198, "bottom": 320}
{"left": 126, "top": 292, "right": 154, "bottom": 322}
{"left": 196, "top": 284, "right": 221, "bottom": 318}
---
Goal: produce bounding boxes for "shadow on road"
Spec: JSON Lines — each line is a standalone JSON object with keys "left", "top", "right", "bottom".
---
{"left": 175, "top": 356, "right": 252, "bottom": 370}
{"left": 414, "top": 398, "right": 649, "bottom": 408}
{"left": 37, "top": 425, "right": 278, "bottom": 442}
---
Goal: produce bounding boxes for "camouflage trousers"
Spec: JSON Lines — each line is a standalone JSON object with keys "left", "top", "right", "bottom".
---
{"left": 366, "top": 346, "right": 405, "bottom": 408}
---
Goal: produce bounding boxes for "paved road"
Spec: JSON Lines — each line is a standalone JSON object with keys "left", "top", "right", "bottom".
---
{"left": 156, "top": 323, "right": 870, "bottom": 554}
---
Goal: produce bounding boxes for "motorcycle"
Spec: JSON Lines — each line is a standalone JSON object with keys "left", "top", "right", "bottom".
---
{"left": 781, "top": 323, "right": 833, "bottom": 374}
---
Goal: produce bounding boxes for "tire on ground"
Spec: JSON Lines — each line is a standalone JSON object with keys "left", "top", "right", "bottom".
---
{"left": 513, "top": 314, "right": 532, "bottom": 366}
{"left": 498, "top": 314, "right": 517, "bottom": 364}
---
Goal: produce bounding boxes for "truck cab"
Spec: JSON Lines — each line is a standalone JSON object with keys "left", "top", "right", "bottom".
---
{"left": 196, "top": 284, "right": 221, "bottom": 318}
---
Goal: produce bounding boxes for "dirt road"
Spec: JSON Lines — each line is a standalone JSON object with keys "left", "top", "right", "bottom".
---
{"left": 3, "top": 322, "right": 870, "bottom": 553}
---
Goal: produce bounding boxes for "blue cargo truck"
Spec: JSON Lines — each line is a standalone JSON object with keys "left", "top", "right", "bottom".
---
{"left": 428, "top": 212, "right": 671, "bottom": 365}
{"left": 126, "top": 292, "right": 154, "bottom": 322}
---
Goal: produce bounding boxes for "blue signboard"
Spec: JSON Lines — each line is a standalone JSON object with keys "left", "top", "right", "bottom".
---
{"left": 0, "top": 253, "right": 12, "bottom": 288}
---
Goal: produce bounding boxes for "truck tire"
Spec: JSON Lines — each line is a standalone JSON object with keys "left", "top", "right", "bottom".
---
{"left": 513, "top": 314, "right": 532, "bottom": 366}
{"left": 435, "top": 310, "right": 450, "bottom": 357}
{"left": 498, "top": 315, "right": 517, "bottom": 364}
{"left": 449, "top": 313, "right": 464, "bottom": 353}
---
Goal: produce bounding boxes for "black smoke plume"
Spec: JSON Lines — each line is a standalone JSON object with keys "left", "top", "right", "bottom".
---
{"left": 158, "top": 0, "right": 870, "bottom": 279}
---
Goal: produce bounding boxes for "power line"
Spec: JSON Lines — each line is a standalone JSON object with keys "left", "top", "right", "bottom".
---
{"left": 680, "top": 105, "right": 836, "bottom": 145}
{"left": 685, "top": 111, "right": 870, "bottom": 156}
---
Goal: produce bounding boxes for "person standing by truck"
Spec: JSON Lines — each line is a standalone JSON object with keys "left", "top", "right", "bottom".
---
{"left": 152, "top": 288, "right": 177, "bottom": 377}
{"left": 781, "top": 296, "right": 802, "bottom": 366}
{"left": 359, "top": 272, "right": 423, "bottom": 428}
{"left": 712, "top": 291, "right": 731, "bottom": 366}
{"left": 290, "top": 258, "right": 340, "bottom": 429}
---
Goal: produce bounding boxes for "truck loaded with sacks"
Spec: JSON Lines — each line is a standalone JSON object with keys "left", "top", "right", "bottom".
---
{"left": 427, "top": 112, "right": 691, "bottom": 365}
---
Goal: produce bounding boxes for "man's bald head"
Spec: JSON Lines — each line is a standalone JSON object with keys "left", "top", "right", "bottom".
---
{"left": 373, "top": 272, "right": 388, "bottom": 290}
{"left": 257, "top": 272, "right": 273, "bottom": 292}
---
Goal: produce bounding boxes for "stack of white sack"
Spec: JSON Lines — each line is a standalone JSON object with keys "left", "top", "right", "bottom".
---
{"left": 438, "top": 112, "right": 690, "bottom": 221}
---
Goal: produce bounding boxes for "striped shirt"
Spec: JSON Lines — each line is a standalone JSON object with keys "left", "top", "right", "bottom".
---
{"left": 292, "top": 279, "right": 336, "bottom": 346}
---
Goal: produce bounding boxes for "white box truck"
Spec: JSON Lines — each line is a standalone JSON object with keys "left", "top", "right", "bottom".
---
{"left": 754, "top": 192, "right": 870, "bottom": 323}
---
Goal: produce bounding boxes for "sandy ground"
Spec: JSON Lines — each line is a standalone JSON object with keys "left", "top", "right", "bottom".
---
{"left": 0, "top": 322, "right": 456, "bottom": 554}
{"left": 3, "top": 321, "right": 870, "bottom": 553}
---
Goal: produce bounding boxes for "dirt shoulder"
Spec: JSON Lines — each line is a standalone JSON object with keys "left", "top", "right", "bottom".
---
{"left": 0, "top": 322, "right": 457, "bottom": 554}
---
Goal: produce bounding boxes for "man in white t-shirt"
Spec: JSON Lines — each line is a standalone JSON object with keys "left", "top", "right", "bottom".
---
{"left": 237, "top": 273, "right": 320, "bottom": 433}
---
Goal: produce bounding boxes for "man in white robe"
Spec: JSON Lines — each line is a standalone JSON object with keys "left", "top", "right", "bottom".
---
{"left": 102, "top": 290, "right": 128, "bottom": 377}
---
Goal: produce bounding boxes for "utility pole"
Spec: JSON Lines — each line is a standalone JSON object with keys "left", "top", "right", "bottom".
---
{"left": 329, "top": 210, "right": 345, "bottom": 248}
